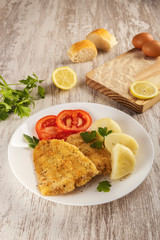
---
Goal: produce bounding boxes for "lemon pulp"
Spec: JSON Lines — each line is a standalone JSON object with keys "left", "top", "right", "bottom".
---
{"left": 52, "top": 66, "right": 77, "bottom": 90}
{"left": 130, "top": 81, "right": 158, "bottom": 99}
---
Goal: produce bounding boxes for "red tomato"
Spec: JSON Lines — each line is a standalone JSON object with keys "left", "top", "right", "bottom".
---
{"left": 35, "top": 115, "right": 71, "bottom": 140}
{"left": 56, "top": 109, "right": 92, "bottom": 132}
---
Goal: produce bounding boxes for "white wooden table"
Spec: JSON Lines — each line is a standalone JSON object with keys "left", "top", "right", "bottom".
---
{"left": 0, "top": 0, "right": 160, "bottom": 239}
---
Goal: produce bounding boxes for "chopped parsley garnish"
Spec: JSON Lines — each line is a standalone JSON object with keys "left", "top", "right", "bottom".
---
{"left": 90, "top": 141, "right": 103, "bottom": 150}
{"left": 80, "top": 127, "right": 112, "bottom": 149}
{"left": 23, "top": 134, "right": 39, "bottom": 149}
{"left": 80, "top": 131, "right": 97, "bottom": 142}
{"left": 98, "top": 127, "right": 112, "bottom": 137}
{"left": 0, "top": 73, "right": 45, "bottom": 120}
{"left": 97, "top": 180, "right": 111, "bottom": 192}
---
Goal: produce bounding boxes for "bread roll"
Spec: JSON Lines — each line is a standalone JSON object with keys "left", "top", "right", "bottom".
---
{"left": 86, "top": 28, "right": 117, "bottom": 51}
{"left": 67, "top": 39, "right": 97, "bottom": 63}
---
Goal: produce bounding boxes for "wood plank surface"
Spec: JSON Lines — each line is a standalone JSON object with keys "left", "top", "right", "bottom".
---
{"left": 86, "top": 49, "right": 160, "bottom": 113}
{"left": 0, "top": 0, "right": 160, "bottom": 240}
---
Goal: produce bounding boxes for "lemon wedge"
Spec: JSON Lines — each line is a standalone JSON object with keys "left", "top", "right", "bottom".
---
{"left": 130, "top": 81, "right": 159, "bottom": 99}
{"left": 52, "top": 66, "right": 77, "bottom": 90}
{"left": 110, "top": 143, "right": 136, "bottom": 180}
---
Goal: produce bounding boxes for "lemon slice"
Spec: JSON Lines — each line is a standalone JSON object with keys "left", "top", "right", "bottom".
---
{"left": 110, "top": 143, "right": 136, "bottom": 180}
{"left": 52, "top": 66, "right": 77, "bottom": 90}
{"left": 130, "top": 81, "right": 159, "bottom": 99}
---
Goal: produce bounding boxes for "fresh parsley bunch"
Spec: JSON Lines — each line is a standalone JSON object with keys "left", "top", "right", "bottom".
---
{"left": 80, "top": 127, "right": 112, "bottom": 149}
{"left": 0, "top": 73, "right": 45, "bottom": 120}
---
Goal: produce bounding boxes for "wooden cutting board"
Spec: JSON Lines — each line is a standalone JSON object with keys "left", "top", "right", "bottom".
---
{"left": 86, "top": 48, "right": 160, "bottom": 113}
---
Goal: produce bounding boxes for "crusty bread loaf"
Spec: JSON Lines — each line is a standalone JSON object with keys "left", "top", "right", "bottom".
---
{"left": 86, "top": 28, "right": 117, "bottom": 51}
{"left": 67, "top": 39, "right": 97, "bottom": 63}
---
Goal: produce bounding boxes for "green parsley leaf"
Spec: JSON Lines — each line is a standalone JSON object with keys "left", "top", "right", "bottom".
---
{"left": 98, "top": 127, "right": 112, "bottom": 137}
{"left": 23, "top": 134, "right": 39, "bottom": 149}
{"left": 0, "top": 108, "right": 9, "bottom": 120}
{"left": 90, "top": 141, "right": 103, "bottom": 149}
{"left": 19, "top": 75, "right": 37, "bottom": 89}
{"left": 0, "top": 88, "right": 12, "bottom": 98}
{"left": 0, "top": 102, "right": 12, "bottom": 111}
{"left": 0, "top": 102, "right": 12, "bottom": 120}
{"left": 98, "top": 127, "right": 108, "bottom": 137}
{"left": 14, "top": 105, "right": 31, "bottom": 118}
{"left": 80, "top": 131, "right": 97, "bottom": 143}
{"left": 38, "top": 85, "right": 45, "bottom": 98}
{"left": 97, "top": 180, "right": 111, "bottom": 192}
{"left": 106, "top": 130, "right": 112, "bottom": 136}
{"left": 32, "top": 72, "right": 39, "bottom": 80}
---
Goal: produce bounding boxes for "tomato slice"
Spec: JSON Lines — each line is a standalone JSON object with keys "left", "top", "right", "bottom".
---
{"left": 56, "top": 109, "right": 92, "bottom": 132}
{"left": 35, "top": 115, "right": 71, "bottom": 140}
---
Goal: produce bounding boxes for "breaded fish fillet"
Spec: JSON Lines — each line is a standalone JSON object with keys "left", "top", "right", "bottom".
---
{"left": 66, "top": 133, "right": 111, "bottom": 175}
{"left": 33, "top": 139, "right": 98, "bottom": 196}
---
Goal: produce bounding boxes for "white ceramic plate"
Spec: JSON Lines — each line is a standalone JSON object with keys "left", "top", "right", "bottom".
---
{"left": 8, "top": 102, "right": 154, "bottom": 206}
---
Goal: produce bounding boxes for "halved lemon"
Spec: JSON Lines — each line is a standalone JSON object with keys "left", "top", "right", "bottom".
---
{"left": 52, "top": 66, "right": 77, "bottom": 90}
{"left": 130, "top": 81, "right": 159, "bottom": 99}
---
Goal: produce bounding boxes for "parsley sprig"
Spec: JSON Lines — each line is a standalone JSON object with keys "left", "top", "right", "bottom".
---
{"left": 80, "top": 131, "right": 97, "bottom": 143}
{"left": 0, "top": 73, "right": 45, "bottom": 120}
{"left": 23, "top": 134, "right": 39, "bottom": 149}
{"left": 80, "top": 127, "right": 112, "bottom": 150}
{"left": 97, "top": 180, "right": 111, "bottom": 192}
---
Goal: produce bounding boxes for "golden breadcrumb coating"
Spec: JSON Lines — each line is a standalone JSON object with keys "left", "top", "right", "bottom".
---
{"left": 33, "top": 139, "right": 98, "bottom": 196}
{"left": 66, "top": 133, "right": 111, "bottom": 175}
